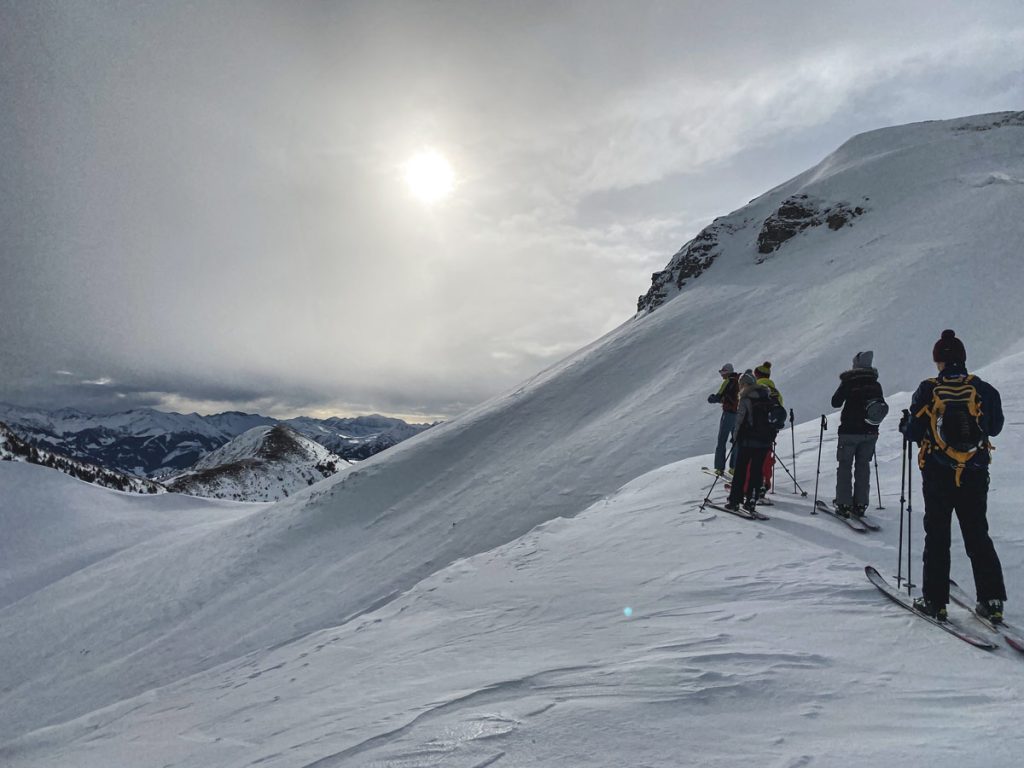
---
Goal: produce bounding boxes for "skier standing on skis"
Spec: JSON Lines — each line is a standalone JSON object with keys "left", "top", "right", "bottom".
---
{"left": 707, "top": 363, "right": 740, "bottom": 475}
{"left": 900, "top": 330, "right": 1007, "bottom": 623}
{"left": 831, "top": 351, "right": 886, "bottom": 518}
{"left": 726, "top": 372, "right": 775, "bottom": 513}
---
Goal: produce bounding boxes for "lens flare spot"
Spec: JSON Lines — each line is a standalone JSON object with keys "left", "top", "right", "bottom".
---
{"left": 623, "top": 607, "right": 633, "bottom": 618}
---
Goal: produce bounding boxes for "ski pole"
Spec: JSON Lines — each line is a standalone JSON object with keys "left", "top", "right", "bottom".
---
{"left": 812, "top": 414, "right": 826, "bottom": 515}
{"left": 774, "top": 454, "right": 808, "bottom": 496}
{"left": 906, "top": 430, "right": 914, "bottom": 597}
{"left": 700, "top": 443, "right": 735, "bottom": 512}
{"left": 873, "top": 450, "right": 884, "bottom": 510}
{"left": 789, "top": 408, "right": 797, "bottom": 494}
{"left": 897, "top": 423, "right": 907, "bottom": 590}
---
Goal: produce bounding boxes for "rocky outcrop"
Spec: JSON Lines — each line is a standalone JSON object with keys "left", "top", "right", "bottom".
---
{"left": 955, "top": 111, "right": 1024, "bottom": 132}
{"left": 756, "top": 194, "right": 867, "bottom": 257}
{"left": 637, "top": 218, "right": 743, "bottom": 312}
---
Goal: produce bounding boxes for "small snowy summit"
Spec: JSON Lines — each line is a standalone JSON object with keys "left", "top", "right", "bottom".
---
{"left": 3, "top": 113, "right": 1024, "bottom": 767}
{"left": 166, "top": 424, "right": 345, "bottom": 501}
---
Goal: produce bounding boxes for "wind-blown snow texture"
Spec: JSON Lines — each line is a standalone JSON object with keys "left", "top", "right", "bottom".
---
{"left": 2, "top": 113, "right": 1024, "bottom": 766}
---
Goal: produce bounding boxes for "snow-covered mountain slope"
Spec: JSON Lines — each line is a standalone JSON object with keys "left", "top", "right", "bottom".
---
{"left": 3, "top": 112, "right": 1024, "bottom": 764}
{"left": 1, "top": 422, "right": 165, "bottom": 494}
{"left": 0, "top": 462, "right": 256, "bottom": 612}
{"left": 3, "top": 361, "right": 1024, "bottom": 767}
{"left": 0, "top": 403, "right": 431, "bottom": 477}
{"left": 166, "top": 425, "right": 346, "bottom": 501}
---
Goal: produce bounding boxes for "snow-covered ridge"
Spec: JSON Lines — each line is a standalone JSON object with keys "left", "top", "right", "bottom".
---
{"left": 166, "top": 425, "right": 345, "bottom": 502}
{"left": 3, "top": 112, "right": 1024, "bottom": 764}
{"left": 0, "top": 422, "right": 165, "bottom": 494}
{"left": 638, "top": 109, "right": 1024, "bottom": 312}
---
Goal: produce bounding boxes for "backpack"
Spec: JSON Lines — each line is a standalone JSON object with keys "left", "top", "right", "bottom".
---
{"left": 765, "top": 387, "right": 787, "bottom": 431}
{"left": 915, "top": 375, "right": 986, "bottom": 485}
{"left": 745, "top": 392, "right": 779, "bottom": 443}
{"left": 864, "top": 398, "right": 889, "bottom": 426}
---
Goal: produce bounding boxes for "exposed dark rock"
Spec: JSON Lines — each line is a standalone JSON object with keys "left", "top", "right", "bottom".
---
{"left": 954, "top": 112, "right": 1024, "bottom": 132}
{"left": 756, "top": 194, "right": 867, "bottom": 256}
{"left": 637, "top": 218, "right": 743, "bottom": 313}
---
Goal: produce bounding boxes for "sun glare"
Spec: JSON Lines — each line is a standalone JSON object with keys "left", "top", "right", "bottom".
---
{"left": 404, "top": 149, "right": 455, "bottom": 204}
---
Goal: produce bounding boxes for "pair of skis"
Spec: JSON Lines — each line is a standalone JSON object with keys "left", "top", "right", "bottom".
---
{"left": 866, "top": 566, "right": 1024, "bottom": 653}
{"left": 813, "top": 500, "right": 881, "bottom": 533}
{"left": 702, "top": 468, "right": 874, "bottom": 530}
{"left": 699, "top": 467, "right": 770, "bottom": 521}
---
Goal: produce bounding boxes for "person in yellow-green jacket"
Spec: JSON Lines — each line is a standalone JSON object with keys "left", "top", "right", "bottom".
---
{"left": 753, "top": 361, "right": 783, "bottom": 498}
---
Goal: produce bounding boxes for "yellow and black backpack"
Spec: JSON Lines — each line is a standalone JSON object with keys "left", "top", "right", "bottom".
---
{"left": 915, "top": 374, "right": 989, "bottom": 485}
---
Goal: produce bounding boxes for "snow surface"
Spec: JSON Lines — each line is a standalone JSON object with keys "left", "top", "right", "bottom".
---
{"left": 3, "top": 113, "right": 1024, "bottom": 766}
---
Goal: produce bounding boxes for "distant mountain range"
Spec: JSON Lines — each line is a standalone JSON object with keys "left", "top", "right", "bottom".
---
{"left": 0, "top": 403, "right": 435, "bottom": 480}
{"left": 166, "top": 424, "right": 345, "bottom": 502}
{"left": 0, "top": 422, "right": 166, "bottom": 494}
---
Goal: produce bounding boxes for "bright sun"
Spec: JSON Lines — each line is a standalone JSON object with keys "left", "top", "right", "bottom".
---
{"left": 403, "top": 149, "right": 455, "bottom": 204}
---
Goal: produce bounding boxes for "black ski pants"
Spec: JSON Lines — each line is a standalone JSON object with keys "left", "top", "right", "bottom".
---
{"left": 729, "top": 445, "right": 770, "bottom": 506}
{"left": 920, "top": 462, "right": 1006, "bottom": 606}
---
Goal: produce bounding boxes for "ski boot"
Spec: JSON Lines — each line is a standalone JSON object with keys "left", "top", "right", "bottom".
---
{"left": 976, "top": 599, "right": 1004, "bottom": 625}
{"left": 913, "top": 596, "right": 948, "bottom": 621}
{"left": 742, "top": 498, "right": 757, "bottom": 515}
{"left": 723, "top": 501, "right": 741, "bottom": 513}
{"left": 832, "top": 501, "right": 853, "bottom": 519}
{"left": 851, "top": 504, "right": 867, "bottom": 519}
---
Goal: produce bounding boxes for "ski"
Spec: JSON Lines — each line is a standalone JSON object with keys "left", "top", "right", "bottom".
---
{"left": 700, "top": 467, "right": 733, "bottom": 481}
{"left": 865, "top": 566, "right": 996, "bottom": 650}
{"left": 702, "top": 500, "right": 769, "bottom": 521}
{"left": 948, "top": 579, "right": 1024, "bottom": 653}
{"left": 815, "top": 500, "right": 869, "bottom": 532}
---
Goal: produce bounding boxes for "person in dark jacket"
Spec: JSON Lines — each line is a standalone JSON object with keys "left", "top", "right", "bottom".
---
{"left": 900, "top": 330, "right": 1006, "bottom": 623}
{"left": 707, "top": 363, "right": 740, "bottom": 474}
{"left": 726, "top": 372, "right": 774, "bottom": 513}
{"left": 831, "top": 351, "right": 884, "bottom": 517}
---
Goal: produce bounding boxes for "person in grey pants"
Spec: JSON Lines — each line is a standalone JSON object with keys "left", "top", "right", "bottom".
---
{"left": 831, "top": 351, "right": 886, "bottom": 517}
{"left": 707, "top": 364, "right": 740, "bottom": 474}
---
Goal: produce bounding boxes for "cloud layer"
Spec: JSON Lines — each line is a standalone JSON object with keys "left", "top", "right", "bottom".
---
{"left": 2, "top": 1, "right": 1023, "bottom": 417}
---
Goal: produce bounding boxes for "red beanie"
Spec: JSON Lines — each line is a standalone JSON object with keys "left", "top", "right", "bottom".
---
{"left": 933, "top": 329, "right": 966, "bottom": 364}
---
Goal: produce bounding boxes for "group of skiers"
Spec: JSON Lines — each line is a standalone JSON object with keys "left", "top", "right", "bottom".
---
{"left": 707, "top": 329, "right": 1007, "bottom": 625}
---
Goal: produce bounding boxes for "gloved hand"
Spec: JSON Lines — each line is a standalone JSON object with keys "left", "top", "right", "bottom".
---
{"left": 707, "top": 393, "right": 721, "bottom": 404}
{"left": 898, "top": 410, "right": 910, "bottom": 434}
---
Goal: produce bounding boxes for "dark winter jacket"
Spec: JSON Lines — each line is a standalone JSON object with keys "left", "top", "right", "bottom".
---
{"left": 708, "top": 373, "right": 740, "bottom": 413}
{"left": 733, "top": 383, "right": 775, "bottom": 448}
{"left": 902, "top": 362, "right": 1004, "bottom": 471}
{"left": 831, "top": 368, "right": 884, "bottom": 435}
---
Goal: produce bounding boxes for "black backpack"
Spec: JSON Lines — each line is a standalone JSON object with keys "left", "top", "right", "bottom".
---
{"left": 745, "top": 393, "right": 778, "bottom": 443}
{"left": 767, "top": 393, "right": 788, "bottom": 431}
{"left": 916, "top": 374, "right": 987, "bottom": 485}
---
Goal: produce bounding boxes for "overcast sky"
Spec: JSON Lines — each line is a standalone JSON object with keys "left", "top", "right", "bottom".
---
{"left": 2, "top": 1, "right": 1023, "bottom": 420}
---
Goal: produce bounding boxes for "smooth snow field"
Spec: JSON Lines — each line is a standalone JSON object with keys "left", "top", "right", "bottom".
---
{"left": 3, "top": 113, "right": 1024, "bottom": 766}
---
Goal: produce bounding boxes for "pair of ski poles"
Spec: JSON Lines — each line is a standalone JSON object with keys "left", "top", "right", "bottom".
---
{"left": 811, "top": 413, "right": 886, "bottom": 513}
